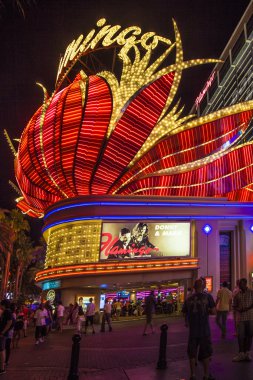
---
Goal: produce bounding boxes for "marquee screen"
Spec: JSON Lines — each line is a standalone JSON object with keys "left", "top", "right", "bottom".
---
{"left": 100, "top": 221, "right": 190, "bottom": 260}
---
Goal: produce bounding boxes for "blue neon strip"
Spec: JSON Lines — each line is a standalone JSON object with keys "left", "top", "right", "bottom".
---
{"left": 44, "top": 200, "right": 253, "bottom": 219}
{"left": 42, "top": 214, "right": 253, "bottom": 233}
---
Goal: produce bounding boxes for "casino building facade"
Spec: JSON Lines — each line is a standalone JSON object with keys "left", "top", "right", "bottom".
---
{"left": 194, "top": 1, "right": 253, "bottom": 121}
{"left": 36, "top": 195, "right": 253, "bottom": 309}
{"left": 8, "top": 15, "right": 253, "bottom": 309}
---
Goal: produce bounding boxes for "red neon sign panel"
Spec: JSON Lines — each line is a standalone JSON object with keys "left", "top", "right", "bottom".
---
{"left": 195, "top": 71, "right": 216, "bottom": 108}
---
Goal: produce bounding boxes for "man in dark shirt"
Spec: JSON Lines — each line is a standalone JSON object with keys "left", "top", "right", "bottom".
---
{"left": 107, "top": 228, "right": 132, "bottom": 259}
{"left": 182, "top": 279, "right": 216, "bottom": 380}
{"left": 232, "top": 278, "right": 253, "bottom": 362}
{"left": 0, "top": 300, "right": 13, "bottom": 374}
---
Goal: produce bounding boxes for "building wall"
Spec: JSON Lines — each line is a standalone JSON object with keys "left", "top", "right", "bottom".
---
{"left": 191, "top": 2, "right": 253, "bottom": 291}
{"left": 196, "top": 220, "right": 220, "bottom": 295}
{"left": 196, "top": 218, "right": 253, "bottom": 296}
{"left": 243, "top": 220, "right": 253, "bottom": 285}
{"left": 53, "top": 217, "right": 253, "bottom": 306}
{"left": 39, "top": 196, "right": 253, "bottom": 307}
{"left": 194, "top": 1, "right": 253, "bottom": 123}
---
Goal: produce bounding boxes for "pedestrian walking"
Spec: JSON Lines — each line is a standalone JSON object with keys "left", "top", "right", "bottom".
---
{"left": 232, "top": 280, "right": 240, "bottom": 335}
{"left": 56, "top": 301, "right": 65, "bottom": 333}
{"left": 18, "top": 304, "right": 29, "bottom": 337}
{"left": 232, "top": 278, "right": 253, "bottom": 362}
{"left": 34, "top": 303, "right": 48, "bottom": 345}
{"left": 12, "top": 315, "right": 24, "bottom": 348}
{"left": 72, "top": 302, "right": 79, "bottom": 324}
{"left": 84, "top": 298, "right": 96, "bottom": 334}
{"left": 111, "top": 301, "right": 117, "bottom": 320}
{"left": 44, "top": 301, "right": 53, "bottom": 335}
{"left": 114, "top": 300, "right": 122, "bottom": 320}
{"left": 182, "top": 278, "right": 216, "bottom": 380}
{"left": 66, "top": 303, "right": 74, "bottom": 325}
{"left": 186, "top": 287, "right": 193, "bottom": 299}
{"left": 136, "top": 299, "right": 143, "bottom": 316}
{"left": 215, "top": 281, "right": 232, "bottom": 338}
{"left": 76, "top": 303, "right": 85, "bottom": 333}
{"left": 101, "top": 300, "right": 112, "bottom": 332}
{"left": 5, "top": 303, "right": 16, "bottom": 368}
{"left": 143, "top": 290, "right": 156, "bottom": 336}
{"left": 0, "top": 300, "right": 13, "bottom": 375}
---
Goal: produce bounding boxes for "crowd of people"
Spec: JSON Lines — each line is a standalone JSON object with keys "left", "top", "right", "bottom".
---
{"left": 104, "top": 294, "right": 178, "bottom": 319}
{"left": 0, "top": 277, "right": 252, "bottom": 378}
{"left": 0, "top": 299, "right": 70, "bottom": 375}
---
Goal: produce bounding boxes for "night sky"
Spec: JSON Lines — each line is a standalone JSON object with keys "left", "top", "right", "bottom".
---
{"left": 0, "top": 0, "right": 251, "bottom": 214}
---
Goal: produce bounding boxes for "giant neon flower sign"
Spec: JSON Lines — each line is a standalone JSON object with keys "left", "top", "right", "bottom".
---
{"left": 10, "top": 19, "right": 253, "bottom": 217}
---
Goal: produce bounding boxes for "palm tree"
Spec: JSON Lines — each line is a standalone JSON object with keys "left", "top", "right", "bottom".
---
{"left": 19, "top": 245, "right": 45, "bottom": 302}
{"left": 0, "top": 209, "right": 30, "bottom": 299}
{"left": 12, "top": 232, "right": 34, "bottom": 299}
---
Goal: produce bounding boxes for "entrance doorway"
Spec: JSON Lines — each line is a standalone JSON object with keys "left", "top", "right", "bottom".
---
{"left": 100, "top": 281, "right": 185, "bottom": 317}
{"left": 219, "top": 231, "right": 232, "bottom": 288}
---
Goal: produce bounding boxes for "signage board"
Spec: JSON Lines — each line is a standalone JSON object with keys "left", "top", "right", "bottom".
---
{"left": 46, "top": 289, "right": 56, "bottom": 302}
{"left": 205, "top": 276, "right": 213, "bottom": 292}
{"left": 100, "top": 222, "right": 190, "bottom": 260}
{"left": 100, "top": 294, "right": 106, "bottom": 310}
{"left": 117, "top": 290, "right": 130, "bottom": 299}
{"left": 42, "top": 280, "right": 61, "bottom": 291}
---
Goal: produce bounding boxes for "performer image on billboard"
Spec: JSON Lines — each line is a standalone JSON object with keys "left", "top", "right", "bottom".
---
{"left": 131, "top": 222, "right": 157, "bottom": 251}
{"left": 107, "top": 228, "right": 133, "bottom": 259}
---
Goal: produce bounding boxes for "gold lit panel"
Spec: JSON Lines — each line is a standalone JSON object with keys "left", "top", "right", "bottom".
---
{"left": 45, "top": 220, "right": 102, "bottom": 268}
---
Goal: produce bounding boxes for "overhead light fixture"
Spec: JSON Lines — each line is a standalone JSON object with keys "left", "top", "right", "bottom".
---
{"left": 203, "top": 224, "right": 212, "bottom": 235}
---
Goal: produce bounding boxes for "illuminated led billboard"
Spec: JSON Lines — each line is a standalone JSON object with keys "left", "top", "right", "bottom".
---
{"left": 45, "top": 221, "right": 102, "bottom": 268}
{"left": 100, "top": 222, "right": 190, "bottom": 260}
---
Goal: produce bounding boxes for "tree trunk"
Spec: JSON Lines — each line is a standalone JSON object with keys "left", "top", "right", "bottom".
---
{"left": 0, "top": 255, "right": 5, "bottom": 299}
{"left": 1, "top": 251, "right": 11, "bottom": 299}
{"left": 18, "top": 268, "right": 24, "bottom": 298}
{"left": 14, "top": 264, "right": 21, "bottom": 300}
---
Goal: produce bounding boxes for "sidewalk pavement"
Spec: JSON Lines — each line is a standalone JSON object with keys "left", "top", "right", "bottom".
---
{"left": 3, "top": 315, "right": 253, "bottom": 380}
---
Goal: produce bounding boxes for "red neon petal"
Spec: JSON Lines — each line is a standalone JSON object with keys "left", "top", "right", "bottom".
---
{"left": 120, "top": 143, "right": 253, "bottom": 197}
{"left": 111, "top": 109, "right": 253, "bottom": 194}
{"left": 74, "top": 75, "right": 112, "bottom": 194}
{"left": 91, "top": 72, "right": 175, "bottom": 194}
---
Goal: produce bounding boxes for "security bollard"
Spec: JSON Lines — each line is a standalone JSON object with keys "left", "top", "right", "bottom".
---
{"left": 100, "top": 313, "right": 105, "bottom": 332}
{"left": 68, "top": 333, "right": 81, "bottom": 380}
{"left": 156, "top": 323, "right": 168, "bottom": 370}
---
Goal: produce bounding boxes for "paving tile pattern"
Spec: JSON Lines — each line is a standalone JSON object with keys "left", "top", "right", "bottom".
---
{"left": 3, "top": 316, "right": 253, "bottom": 380}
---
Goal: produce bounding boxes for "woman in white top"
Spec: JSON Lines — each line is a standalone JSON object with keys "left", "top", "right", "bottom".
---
{"left": 76, "top": 304, "right": 85, "bottom": 333}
